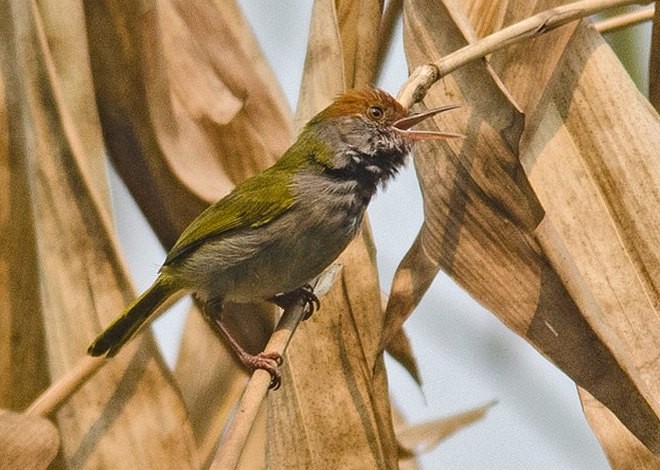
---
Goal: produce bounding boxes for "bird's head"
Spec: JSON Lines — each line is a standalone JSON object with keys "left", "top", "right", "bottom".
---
{"left": 304, "top": 88, "right": 460, "bottom": 185}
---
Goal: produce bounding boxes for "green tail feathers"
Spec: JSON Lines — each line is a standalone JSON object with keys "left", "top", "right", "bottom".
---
{"left": 88, "top": 276, "right": 177, "bottom": 357}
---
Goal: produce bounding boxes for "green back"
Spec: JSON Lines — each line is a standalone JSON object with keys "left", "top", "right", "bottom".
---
{"left": 164, "top": 166, "right": 296, "bottom": 265}
{"left": 163, "top": 131, "right": 329, "bottom": 265}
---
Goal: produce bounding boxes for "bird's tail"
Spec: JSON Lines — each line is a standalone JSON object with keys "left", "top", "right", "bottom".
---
{"left": 88, "top": 275, "right": 178, "bottom": 357}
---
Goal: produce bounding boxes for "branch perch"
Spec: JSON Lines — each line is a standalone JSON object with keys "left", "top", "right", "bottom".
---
{"left": 210, "top": 265, "right": 341, "bottom": 470}
{"left": 25, "top": 356, "right": 106, "bottom": 416}
{"left": 397, "top": 0, "right": 654, "bottom": 107}
{"left": 595, "top": 4, "right": 655, "bottom": 32}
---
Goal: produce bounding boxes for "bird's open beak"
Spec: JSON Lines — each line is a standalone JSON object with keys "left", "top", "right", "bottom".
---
{"left": 393, "top": 104, "right": 464, "bottom": 141}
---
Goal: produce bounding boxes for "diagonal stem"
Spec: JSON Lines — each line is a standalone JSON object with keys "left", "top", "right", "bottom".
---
{"left": 397, "top": 0, "right": 654, "bottom": 107}
{"left": 209, "top": 265, "right": 341, "bottom": 470}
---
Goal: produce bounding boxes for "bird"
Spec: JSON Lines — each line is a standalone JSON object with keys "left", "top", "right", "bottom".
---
{"left": 88, "top": 88, "right": 460, "bottom": 388}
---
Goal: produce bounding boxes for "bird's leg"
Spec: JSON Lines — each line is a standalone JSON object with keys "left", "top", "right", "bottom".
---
{"left": 269, "top": 284, "right": 320, "bottom": 320}
{"left": 201, "top": 298, "right": 283, "bottom": 390}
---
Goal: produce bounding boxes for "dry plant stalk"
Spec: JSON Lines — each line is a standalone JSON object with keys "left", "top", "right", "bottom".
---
{"left": 594, "top": 4, "right": 655, "bottom": 32}
{"left": 396, "top": 0, "right": 654, "bottom": 108}
{"left": 211, "top": 266, "right": 340, "bottom": 469}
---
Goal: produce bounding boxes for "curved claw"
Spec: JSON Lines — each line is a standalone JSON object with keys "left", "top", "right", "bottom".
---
{"left": 300, "top": 284, "right": 320, "bottom": 320}
{"left": 247, "top": 351, "right": 283, "bottom": 390}
{"left": 270, "top": 285, "right": 321, "bottom": 320}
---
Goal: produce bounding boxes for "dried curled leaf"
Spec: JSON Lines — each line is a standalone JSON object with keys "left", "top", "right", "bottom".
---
{"left": 0, "top": 3, "right": 50, "bottom": 410}
{"left": 267, "top": 1, "right": 400, "bottom": 468}
{"left": 387, "top": 0, "right": 660, "bottom": 456}
{"left": 7, "top": 0, "right": 200, "bottom": 467}
{"left": 522, "top": 24, "right": 660, "bottom": 464}
{"left": 478, "top": 0, "right": 660, "bottom": 461}
{"left": 395, "top": 401, "right": 496, "bottom": 455}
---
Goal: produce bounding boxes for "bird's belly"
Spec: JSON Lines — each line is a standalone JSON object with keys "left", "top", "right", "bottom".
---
{"left": 171, "top": 209, "right": 361, "bottom": 303}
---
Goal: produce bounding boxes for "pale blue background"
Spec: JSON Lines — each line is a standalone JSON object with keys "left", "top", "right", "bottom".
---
{"left": 109, "top": 3, "right": 652, "bottom": 468}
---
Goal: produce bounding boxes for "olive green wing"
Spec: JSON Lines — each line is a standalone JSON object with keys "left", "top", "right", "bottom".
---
{"left": 164, "top": 170, "right": 295, "bottom": 265}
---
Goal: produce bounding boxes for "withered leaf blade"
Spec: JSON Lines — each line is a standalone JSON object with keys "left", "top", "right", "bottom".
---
{"left": 0, "top": 1, "right": 50, "bottom": 411}
{"left": 395, "top": 401, "right": 496, "bottom": 455}
{"left": 267, "top": 1, "right": 399, "bottom": 467}
{"left": 490, "top": 2, "right": 660, "bottom": 462}
{"left": 294, "top": 0, "right": 347, "bottom": 128}
{"left": 154, "top": 0, "right": 293, "bottom": 458}
{"left": 581, "top": 389, "right": 660, "bottom": 469}
{"left": 385, "top": 0, "right": 532, "bottom": 350}
{"left": 385, "top": 324, "right": 422, "bottom": 387}
{"left": 335, "top": 0, "right": 384, "bottom": 86}
{"left": 479, "top": 0, "right": 660, "bottom": 461}
{"left": 393, "top": 0, "right": 660, "bottom": 455}
{"left": 10, "top": 0, "right": 199, "bottom": 467}
{"left": 83, "top": 0, "right": 292, "bottom": 248}
{"left": 83, "top": 0, "right": 208, "bottom": 249}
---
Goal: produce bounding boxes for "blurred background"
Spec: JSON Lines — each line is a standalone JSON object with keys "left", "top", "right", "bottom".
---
{"left": 108, "top": 3, "right": 652, "bottom": 468}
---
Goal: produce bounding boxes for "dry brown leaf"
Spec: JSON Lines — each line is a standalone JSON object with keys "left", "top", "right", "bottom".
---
{"left": 84, "top": 0, "right": 291, "bottom": 247}
{"left": 161, "top": 0, "right": 292, "bottom": 189}
{"left": 385, "top": 0, "right": 531, "bottom": 349}
{"left": 521, "top": 24, "right": 660, "bottom": 464}
{"left": 0, "top": 410, "right": 59, "bottom": 470}
{"left": 267, "top": 2, "right": 399, "bottom": 467}
{"left": 471, "top": 0, "right": 660, "bottom": 461}
{"left": 395, "top": 401, "right": 496, "bottom": 455}
{"left": 336, "top": 0, "right": 384, "bottom": 86}
{"left": 386, "top": 326, "right": 422, "bottom": 386}
{"left": 466, "top": 0, "right": 581, "bottom": 141}
{"left": 293, "top": 0, "right": 346, "bottom": 128}
{"left": 391, "top": 0, "right": 660, "bottom": 455}
{"left": 581, "top": 389, "right": 660, "bottom": 469}
{"left": 380, "top": 292, "right": 422, "bottom": 385}
{"left": 83, "top": 0, "right": 207, "bottom": 249}
{"left": 6, "top": 0, "right": 200, "bottom": 467}
{"left": 0, "top": 3, "right": 51, "bottom": 411}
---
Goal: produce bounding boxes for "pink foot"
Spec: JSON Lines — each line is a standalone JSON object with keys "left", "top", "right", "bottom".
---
{"left": 240, "top": 351, "right": 283, "bottom": 390}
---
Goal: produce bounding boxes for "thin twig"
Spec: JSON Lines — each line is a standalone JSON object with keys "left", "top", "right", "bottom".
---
{"left": 397, "top": 0, "right": 653, "bottom": 108}
{"left": 25, "top": 356, "right": 106, "bottom": 416}
{"left": 594, "top": 5, "right": 655, "bottom": 32}
{"left": 210, "top": 266, "right": 341, "bottom": 470}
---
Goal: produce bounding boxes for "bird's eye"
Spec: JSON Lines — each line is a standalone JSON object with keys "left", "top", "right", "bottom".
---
{"left": 367, "top": 105, "right": 384, "bottom": 120}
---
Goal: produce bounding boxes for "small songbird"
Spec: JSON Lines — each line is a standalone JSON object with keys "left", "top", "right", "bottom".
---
{"left": 88, "top": 88, "right": 460, "bottom": 388}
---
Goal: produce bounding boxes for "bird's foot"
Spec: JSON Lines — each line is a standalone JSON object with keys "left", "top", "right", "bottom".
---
{"left": 239, "top": 350, "right": 283, "bottom": 390}
{"left": 270, "top": 284, "right": 320, "bottom": 320}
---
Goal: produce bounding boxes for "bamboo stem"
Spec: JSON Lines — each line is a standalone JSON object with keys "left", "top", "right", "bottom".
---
{"left": 594, "top": 5, "right": 655, "bottom": 32}
{"left": 397, "top": 0, "right": 653, "bottom": 108}
{"left": 210, "top": 266, "right": 341, "bottom": 470}
{"left": 25, "top": 356, "right": 106, "bottom": 416}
